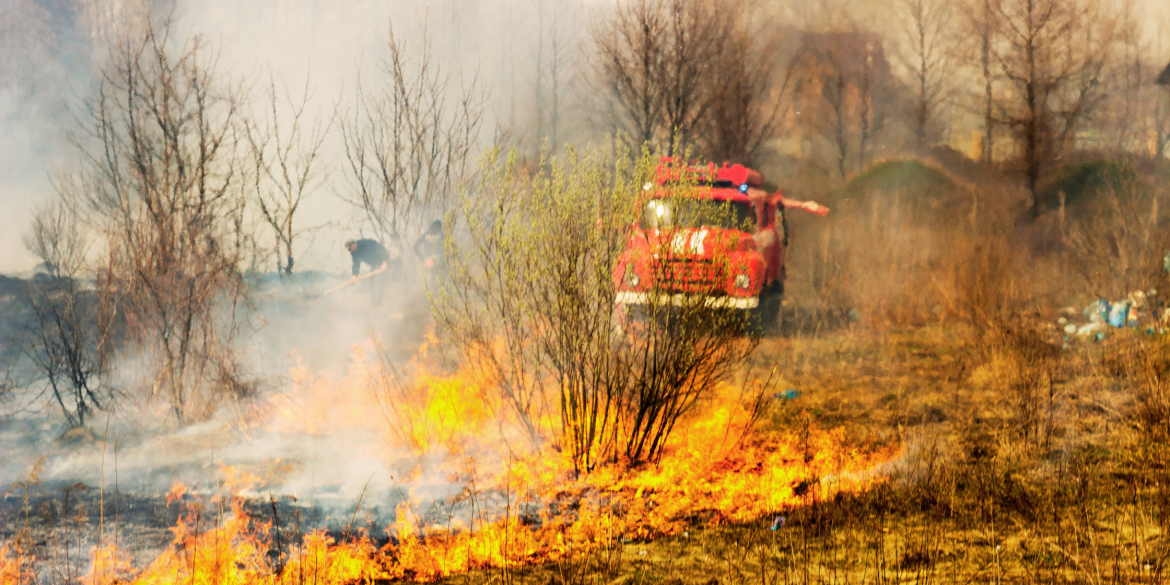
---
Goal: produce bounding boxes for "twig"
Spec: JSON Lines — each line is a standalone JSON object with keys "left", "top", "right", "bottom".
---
{"left": 348, "top": 473, "right": 375, "bottom": 539}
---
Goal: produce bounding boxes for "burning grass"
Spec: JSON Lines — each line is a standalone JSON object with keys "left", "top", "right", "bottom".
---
{"left": 8, "top": 322, "right": 1170, "bottom": 584}
{"left": 0, "top": 336, "right": 899, "bottom": 585}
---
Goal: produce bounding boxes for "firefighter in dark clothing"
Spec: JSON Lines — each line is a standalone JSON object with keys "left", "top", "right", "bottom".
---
{"left": 412, "top": 220, "right": 443, "bottom": 269}
{"left": 345, "top": 239, "right": 393, "bottom": 302}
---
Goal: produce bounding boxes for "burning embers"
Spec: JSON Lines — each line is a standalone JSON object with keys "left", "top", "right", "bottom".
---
{"left": 3, "top": 349, "right": 900, "bottom": 584}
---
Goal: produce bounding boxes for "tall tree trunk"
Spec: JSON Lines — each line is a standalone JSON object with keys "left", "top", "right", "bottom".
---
{"left": 1024, "top": 0, "right": 1041, "bottom": 217}
{"left": 981, "top": 0, "right": 994, "bottom": 163}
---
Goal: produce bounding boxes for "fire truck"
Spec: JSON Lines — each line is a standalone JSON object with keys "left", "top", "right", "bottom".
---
{"left": 613, "top": 158, "right": 827, "bottom": 330}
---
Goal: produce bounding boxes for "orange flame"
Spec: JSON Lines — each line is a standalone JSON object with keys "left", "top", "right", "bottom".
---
{"left": 0, "top": 544, "right": 25, "bottom": 584}
{"left": 2, "top": 344, "right": 901, "bottom": 585}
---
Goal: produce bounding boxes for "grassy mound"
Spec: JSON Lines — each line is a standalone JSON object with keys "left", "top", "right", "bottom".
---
{"left": 834, "top": 160, "right": 959, "bottom": 200}
{"left": 1035, "top": 159, "right": 1145, "bottom": 213}
{"left": 826, "top": 159, "right": 966, "bottom": 218}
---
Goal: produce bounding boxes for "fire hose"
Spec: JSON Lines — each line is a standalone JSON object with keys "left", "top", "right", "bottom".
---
{"left": 313, "top": 266, "right": 388, "bottom": 298}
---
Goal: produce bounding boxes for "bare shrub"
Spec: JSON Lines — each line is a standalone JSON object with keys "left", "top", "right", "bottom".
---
{"left": 586, "top": 0, "right": 788, "bottom": 162}
{"left": 340, "top": 25, "right": 487, "bottom": 260}
{"left": 1057, "top": 179, "right": 1170, "bottom": 301}
{"left": 784, "top": 169, "right": 1037, "bottom": 333}
{"left": 244, "top": 72, "right": 334, "bottom": 279}
{"left": 20, "top": 201, "right": 112, "bottom": 427}
{"left": 61, "top": 20, "right": 253, "bottom": 424}
{"left": 1114, "top": 336, "right": 1170, "bottom": 445}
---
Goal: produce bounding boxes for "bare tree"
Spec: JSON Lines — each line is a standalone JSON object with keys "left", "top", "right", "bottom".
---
{"left": 896, "top": 0, "right": 956, "bottom": 150}
{"left": 546, "top": 0, "right": 579, "bottom": 150}
{"left": 658, "top": 0, "right": 722, "bottom": 149}
{"left": 702, "top": 0, "right": 794, "bottom": 165}
{"left": 1105, "top": 0, "right": 1145, "bottom": 154}
{"left": 587, "top": 0, "right": 668, "bottom": 148}
{"left": 1157, "top": 64, "right": 1170, "bottom": 158}
{"left": 590, "top": 0, "right": 798, "bottom": 159}
{"left": 340, "top": 25, "right": 486, "bottom": 258}
{"left": 857, "top": 37, "right": 876, "bottom": 168}
{"left": 245, "top": 72, "right": 333, "bottom": 280}
{"left": 959, "top": 0, "right": 1000, "bottom": 163}
{"left": 21, "top": 200, "right": 110, "bottom": 427}
{"left": 992, "top": 0, "right": 1123, "bottom": 216}
{"left": 1149, "top": 24, "right": 1170, "bottom": 159}
{"left": 64, "top": 19, "right": 253, "bottom": 424}
{"left": 529, "top": 0, "right": 582, "bottom": 152}
{"left": 794, "top": 30, "right": 864, "bottom": 178}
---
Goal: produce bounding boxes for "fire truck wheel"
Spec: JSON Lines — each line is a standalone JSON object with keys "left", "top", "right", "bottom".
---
{"left": 749, "top": 284, "right": 784, "bottom": 337}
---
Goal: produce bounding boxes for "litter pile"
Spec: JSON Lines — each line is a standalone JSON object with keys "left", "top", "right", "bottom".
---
{"left": 1051, "top": 290, "right": 1167, "bottom": 345}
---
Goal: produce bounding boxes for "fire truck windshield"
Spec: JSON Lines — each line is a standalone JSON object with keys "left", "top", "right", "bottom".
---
{"left": 642, "top": 197, "right": 757, "bottom": 232}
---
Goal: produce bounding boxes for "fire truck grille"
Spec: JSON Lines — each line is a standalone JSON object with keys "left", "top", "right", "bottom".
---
{"left": 651, "top": 258, "right": 725, "bottom": 294}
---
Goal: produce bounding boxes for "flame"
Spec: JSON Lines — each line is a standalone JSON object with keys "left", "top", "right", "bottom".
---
{"left": 165, "top": 480, "right": 187, "bottom": 506}
{"left": 0, "top": 545, "right": 25, "bottom": 584}
{"left": 1, "top": 343, "right": 901, "bottom": 584}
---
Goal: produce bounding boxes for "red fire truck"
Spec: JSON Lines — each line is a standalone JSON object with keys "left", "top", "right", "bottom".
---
{"left": 613, "top": 158, "right": 827, "bottom": 329}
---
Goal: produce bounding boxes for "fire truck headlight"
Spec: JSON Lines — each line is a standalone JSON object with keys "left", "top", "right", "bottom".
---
{"left": 734, "top": 273, "right": 751, "bottom": 290}
{"left": 624, "top": 266, "right": 641, "bottom": 288}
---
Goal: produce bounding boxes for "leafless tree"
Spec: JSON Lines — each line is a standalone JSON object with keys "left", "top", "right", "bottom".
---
{"left": 896, "top": 0, "right": 956, "bottom": 150}
{"left": 1157, "top": 83, "right": 1170, "bottom": 159}
{"left": 1105, "top": 0, "right": 1145, "bottom": 154}
{"left": 21, "top": 200, "right": 111, "bottom": 427}
{"left": 340, "top": 25, "right": 487, "bottom": 259}
{"left": 857, "top": 37, "right": 877, "bottom": 168}
{"left": 991, "top": 0, "right": 1123, "bottom": 216}
{"left": 589, "top": 0, "right": 732, "bottom": 151}
{"left": 794, "top": 29, "right": 876, "bottom": 178}
{"left": 22, "top": 199, "right": 86, "bottom": 279}
{"left": 823, "top": 42, "right": 852, "bottom": 178}
{"left": 529, "top": 0, "right": 582, "bottom": 153}
{"left": 245, "top": 72, "right": 334, "bottom": 279}
{"left": 590, "top": 0, "right": 799, "bottom": 162}
{"left": 959, "top": 0, "right": 1000, "bottom": 163}
{"left": 658, "top": 0, "right": 722, "bottom": 149}
{"left": 64, "top": 19, "right": 253, "bottom": 424}
{"left": 587, "top": 0, "right": 668, "bottom": 148}
{"left": 702, "top": 0, "right": 794, "bottom": 165}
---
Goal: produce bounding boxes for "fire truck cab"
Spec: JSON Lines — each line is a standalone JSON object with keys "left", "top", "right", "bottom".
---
{"left": 614, "top": 158, "right": 791, "bottom": 327}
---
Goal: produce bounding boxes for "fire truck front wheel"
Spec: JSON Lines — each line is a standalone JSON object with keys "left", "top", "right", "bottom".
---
{"left": 747, "top": 283, "right": 784, "bottom": 337}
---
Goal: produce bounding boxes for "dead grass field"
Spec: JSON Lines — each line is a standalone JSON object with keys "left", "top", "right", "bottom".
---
{"left": 436, "top": 324, "right": 1170, "bottom": 584}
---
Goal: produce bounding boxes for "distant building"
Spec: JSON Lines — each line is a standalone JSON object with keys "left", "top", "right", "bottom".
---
{"left": 1158, "top": 61, "right": 1170, "bottom": 86}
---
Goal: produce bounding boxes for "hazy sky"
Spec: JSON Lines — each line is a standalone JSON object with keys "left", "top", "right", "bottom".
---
{"left": 1, "top": 0, "right": 1168, "bottom": 274}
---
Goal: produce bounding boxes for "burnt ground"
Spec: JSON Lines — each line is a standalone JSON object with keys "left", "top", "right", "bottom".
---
{"left": 0, "top": 272, "right": 443, "bottom": 574}
{"left": 0, "top": 479, "right": 404, "bottom": 571}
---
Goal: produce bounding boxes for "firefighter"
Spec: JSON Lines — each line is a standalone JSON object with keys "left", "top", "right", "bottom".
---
{"left": 412, "top": 220, "right": 443, "bottom": 270}
{"left": 345, "top": 238, "right": 394, "bottom": 302}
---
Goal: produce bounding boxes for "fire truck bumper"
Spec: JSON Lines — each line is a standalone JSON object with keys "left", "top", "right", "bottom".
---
{"left": 615, "top": 291, "right": 759, "bottom": 309}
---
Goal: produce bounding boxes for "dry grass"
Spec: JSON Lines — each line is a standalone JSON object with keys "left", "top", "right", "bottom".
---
{"left": 433, "top": 324, "right": 1170, "bottom": 584}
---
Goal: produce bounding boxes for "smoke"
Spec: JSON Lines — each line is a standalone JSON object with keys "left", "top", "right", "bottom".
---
{"left": 0, "top": 280, "right": 464, "bottom": 528}
{"left": 0, "top": 0, "right": 576, "bottom": 517}
{"left": 0, "top": 0, "right": 593, "bottom": 274}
